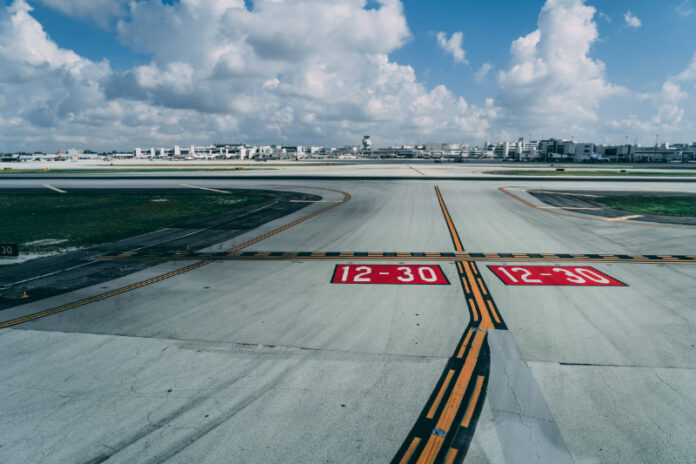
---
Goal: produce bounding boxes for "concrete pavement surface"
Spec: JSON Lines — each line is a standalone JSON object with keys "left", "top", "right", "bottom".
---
{"left": 1, "top": 169, "right": 695, "bottom": 463}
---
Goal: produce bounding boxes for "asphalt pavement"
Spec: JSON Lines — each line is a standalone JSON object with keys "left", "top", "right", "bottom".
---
{"left": 1, "top": 172, "right": 695, "bottom": 464}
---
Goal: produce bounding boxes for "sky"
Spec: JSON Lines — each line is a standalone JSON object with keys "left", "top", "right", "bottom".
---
{"left": 1, "top": 0, "right": 696, "bottom": 152}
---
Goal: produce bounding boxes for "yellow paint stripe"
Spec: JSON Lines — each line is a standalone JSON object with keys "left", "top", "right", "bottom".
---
{"left": 227, "top": 187, "right": 350, "bottom": 252}
{"left": 461, "top": 376, "right": 485, "bottom": 428}
{"left": 435, "top": 186, "right": 464, "bottom": 252}
{"left": 417, "top": 332, "right": 485, "bottom": 462}
{"left": 0, "top": 260, "right": 212, "bottom": 329}
{"left": 467, "top": 298, "right": 479, "bottom": 322}
{"left": 409, "top": 165, "right": 426, "bottom": 176}
{"left": 436, "top": 331, "right": 485, "bottom": 432}
{"left": 477, "top": 278, "right": 487, "bottom": 296}
{"left": 461, "top": 277, "right": 470, "bottom": 294}
{"left": 486, "top": 301, "right": 501, "bottom": 324}
{"left": 416, "top": 435, "right": 444, "bottom": 464}
{"left": 462, "top": 262, "right": 492, "bottom": 330}
{"left": 427, "top": 369, "right": 456, "bottom": 419}
{"left": 456, "top": 330, "right": 473, "bottom": 359}
{"left": 399, "top": 437, "right": 421, "bottom": 464}
{"left": 43, "top": 184, "right": 67, "bottom": 194}
{"left": 444, "top": 448, "right": 458, "bottom": 464}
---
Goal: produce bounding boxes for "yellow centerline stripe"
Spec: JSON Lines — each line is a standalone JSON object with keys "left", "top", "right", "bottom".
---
{"left": 435, "top": 186, "right": 464, "bottom": 252}
{"left": 462, "top": 262, "right": 493, "bottom": 330}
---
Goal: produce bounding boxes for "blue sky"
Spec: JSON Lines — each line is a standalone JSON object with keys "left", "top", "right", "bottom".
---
{"left": 402, "top": 1, "right": 695, "bottom": 93}
{"left": 1, "top": 0, "right": 696, "bottom": 151}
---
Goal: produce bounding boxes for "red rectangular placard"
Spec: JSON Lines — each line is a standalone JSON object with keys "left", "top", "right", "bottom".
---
{"left": 331, "top": 264, "right": 449, "bottom": 285}
{"left": 488, "top": 265, "right": 626, "bottom": 286}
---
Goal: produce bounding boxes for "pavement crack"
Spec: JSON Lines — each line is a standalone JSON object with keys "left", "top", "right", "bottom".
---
{"left": 14, "top": 328, "right": 451, "bottom": 361}
{"left": 489, "top": 407, "right": 557, "bottom": 424}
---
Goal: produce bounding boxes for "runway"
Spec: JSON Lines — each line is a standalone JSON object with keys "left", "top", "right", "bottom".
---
{"left": 1, "top": 173, "right": 695, "bottom": 463}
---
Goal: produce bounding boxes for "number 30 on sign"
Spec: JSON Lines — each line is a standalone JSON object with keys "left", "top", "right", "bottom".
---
{"left": 488, "top": 265, "right": 625, "bottom": 286}
{"left": 331, "top": 264, "right": 449, "bottom": 285}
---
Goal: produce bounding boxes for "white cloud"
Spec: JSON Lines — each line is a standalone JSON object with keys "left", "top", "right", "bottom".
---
{"left": 0, "top": 0, "right": 496, "bottom": 151}
{"left": 109, "top": 0, "right": 492, "bottom": 143}
{"left": 497, "top": 0, "right": 623, "bottom": 135}
{"left": 2, "top": 0, "right": 694, "bottom": 151}
{"left": 676, "top": 52, "right": 696, "bottom": 82}
{"left": 643, "top": 81, "right": 687, "bottom": 127}
{"left": 610, "top": 60, "right": 693, "bottom": 135}
{"left": 475, "top": 62, "right": 493, "bottom": 82}
{"left": 436, "top": 31, "right": 467, "bottom": 64}
{"left": 624, "top": 11, "right": 642, "bottom": 28}
{"left": 675, "top": 0, "right": 695, "bottom": 17}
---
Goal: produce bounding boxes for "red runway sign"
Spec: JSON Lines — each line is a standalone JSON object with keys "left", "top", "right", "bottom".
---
{"left": 488, "top": 265, "right": 625, "bottom": 286}
{"left": 331, "top": 264, "right": 449, "bottom": 285}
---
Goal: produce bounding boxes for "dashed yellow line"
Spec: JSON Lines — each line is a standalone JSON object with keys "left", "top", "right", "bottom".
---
{"left": 427, "top": 369, "right": 456, "bottom": 419}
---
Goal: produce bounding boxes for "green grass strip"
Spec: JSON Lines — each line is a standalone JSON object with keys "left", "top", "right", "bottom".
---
{"left": 594, "top": 196, "right": 696, "bottom": 217}
{"left": 0, "top": 192, "right": 269, "bottom": 253}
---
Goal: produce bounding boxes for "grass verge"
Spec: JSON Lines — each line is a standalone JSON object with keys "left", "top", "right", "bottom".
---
{"left": 0, "top": 192, "right": 270, "bottom": 255}
{"left": 594, "top": 196, "right": 696, "bottom": 217}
